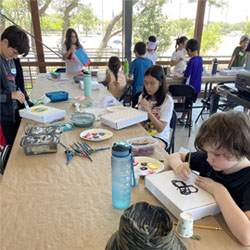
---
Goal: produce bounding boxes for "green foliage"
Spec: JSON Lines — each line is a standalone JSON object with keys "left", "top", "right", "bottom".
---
{"left": 167, "top": 18, "right": 194, "bottom": 37}
{"left": 40, "top": 15, "right": 63, "bottom": 31}
{"left": 70, "top": 4, "right": 98, "bottom": 36}
{"left": 187, "top": 23, "right": 223, "bottom": 56}
{"left": 133, "top": 0, "right": 171, "bottom": 53}
{"left": 241, "top": 21, "right": 250, "bottom": 35}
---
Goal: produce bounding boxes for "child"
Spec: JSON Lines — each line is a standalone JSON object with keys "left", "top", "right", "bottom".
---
{"left": 145, "top": 36, "right": 158, "bottom": 65}
{"left": 62, "top": 28, "right": 86, "bottom": 73}
{"left": 168, "top": 110, "right": 250, "bottom": 246}
{"left": 138, "top": 65, "right": 173, "bottom": 149}
{"left": 228, "top": 35, "right": 249, "bottom": 69}
{"left": 174, "top": 38, "right": 203, "bottom": 125}
{"left": 0, "top": 25, "right": 32, "bottom": 145}
{"left": 103, "top": 56, "right": 126, "bottom": 99}
{"left": 170, "top": 36, "right": 188, "bottom": 76}
{"left": 128, "top": 42, "right": 153, "bottom": 106}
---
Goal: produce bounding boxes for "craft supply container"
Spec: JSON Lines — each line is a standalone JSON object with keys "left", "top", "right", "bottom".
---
{"left": 24, "top": 125, "right": 62, "bottom": 135}
{"left": 127, "top": 136, "right": 158, "bottom": 156}
{"left": 20, "top": 134, "right": 60, "bottom": 155}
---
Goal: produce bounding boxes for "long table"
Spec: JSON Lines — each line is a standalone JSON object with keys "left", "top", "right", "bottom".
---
{"left": 0, "top": 74, "right": 248, "bottom": 250}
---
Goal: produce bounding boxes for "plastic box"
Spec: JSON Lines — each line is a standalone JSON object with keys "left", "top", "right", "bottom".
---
{"left": 46, "top": 91, "right": 68, "bottom": 102}
{"left": 70, "top": 112, "right": 95, "bottom": 127}
{"left": 127, "top": 136, "right": 158, "bottom": 156}
{"left": 20, "top": 134, "right": 60, "bottom": 155}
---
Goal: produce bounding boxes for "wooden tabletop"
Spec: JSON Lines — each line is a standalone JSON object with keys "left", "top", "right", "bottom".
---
{"left": 0, "top": 74, "right": 247, "bottom": 250}
{"left": 166, "top": 73, "right": 236, "bottom": 84}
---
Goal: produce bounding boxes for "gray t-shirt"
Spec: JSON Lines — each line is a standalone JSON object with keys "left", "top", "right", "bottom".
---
{"left": 0, "top": 56, "right": 18, "bottom": 110}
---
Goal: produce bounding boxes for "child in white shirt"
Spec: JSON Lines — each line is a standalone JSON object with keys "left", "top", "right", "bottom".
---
{"left": 145, "top": 36, "right": 158, "bottom": 65}
{"left": 170, "top": 36, "right": 188, "bottom": 76}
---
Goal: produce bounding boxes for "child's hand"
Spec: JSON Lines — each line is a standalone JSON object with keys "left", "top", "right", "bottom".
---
{"left": 70, "top": 45, "right": 76, "bottom": 51}
{"left": 175, "top": 162, "right": 191, "bottom": 181}
{"left": 178, "top": 57, "right": 184, "bottom": 62}
{"left": 195, "top": 176, "right": 223, "bottom": 195}
{"left": 12, "top": 91, "right": 26, "bottom": 104}
{"left": 140, "top": 98, "right": 150, "bottom": 112}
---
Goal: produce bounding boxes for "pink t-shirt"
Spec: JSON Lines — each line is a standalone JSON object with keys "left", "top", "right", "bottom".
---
{"left": 106, "top": 72, "right": 126, "bottom": 98}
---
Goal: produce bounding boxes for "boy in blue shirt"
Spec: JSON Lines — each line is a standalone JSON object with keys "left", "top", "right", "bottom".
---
{"left": 174, "top": 38, "right": 203, "bottom": 125}
{"left": 128, "top": 42, "right": 153, "bottom": 106}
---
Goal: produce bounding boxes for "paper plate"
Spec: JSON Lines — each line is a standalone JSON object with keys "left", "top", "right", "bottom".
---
{"left": 80, "top": 128, "right": 113, "bottom": 141}
{"left": 134, "top": 156, "right": 164, "bottom": 176}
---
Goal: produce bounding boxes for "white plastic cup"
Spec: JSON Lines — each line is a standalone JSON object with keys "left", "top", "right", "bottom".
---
{"left": 176, "top": 212, "right": 193, "bottom": 238}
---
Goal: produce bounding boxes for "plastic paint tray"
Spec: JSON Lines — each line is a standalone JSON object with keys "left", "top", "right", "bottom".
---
{"left": 70, "top": 112, "right": 95, "bottom": 127}
{"left": 50, "top": 123, "right": 75, "bottom": 131}
{"left": 46, "top": 91, "right": 68, "bottom": 102}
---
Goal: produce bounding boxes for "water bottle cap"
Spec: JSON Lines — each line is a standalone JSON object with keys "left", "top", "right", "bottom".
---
{"left": 112, "top": 142, "right": 131, "bottom": 157}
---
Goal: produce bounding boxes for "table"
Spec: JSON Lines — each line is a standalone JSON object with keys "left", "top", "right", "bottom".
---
{"left": 166, "top": 73, "right": 236, "bottom": 99}
{"left": 0, "top": 74, "right": 248, "bottom": 250}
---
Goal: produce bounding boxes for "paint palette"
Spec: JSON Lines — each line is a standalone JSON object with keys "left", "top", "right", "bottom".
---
{"left": 80, "top": 128, "right": 113, "bottom": 141}
{"left": 134, "top": 156, "right": 164, "bottom": 176}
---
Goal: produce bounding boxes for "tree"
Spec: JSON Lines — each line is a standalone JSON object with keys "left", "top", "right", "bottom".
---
{"left": 241, "top": 20, "right": 250, "bottom": 35}
{"left": 133, "top": 0, "right": 170, "bottom": 53}
{"left": 70, "top": 4, "right": 97, "bottom": 37}
{"left": 188, "top": 23, "right": 223, "bottom": 56}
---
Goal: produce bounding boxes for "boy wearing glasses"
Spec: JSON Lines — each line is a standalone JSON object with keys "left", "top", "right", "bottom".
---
{"left": 0, "top": 25, "right": 32, "bottom": 145}
{"left": 168, "top": 110, "right": 250, "bottom": 246}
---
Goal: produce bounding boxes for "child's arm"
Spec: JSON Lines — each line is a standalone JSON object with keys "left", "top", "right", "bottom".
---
{"left": 196, "top": 177, "right": 250, "bottom": 246}
{"left": 170, "top": 58, "right": 183, "bottom": 67}
{"left": 228, "top": 55, "right": 235, "bottom": 69}
{"left": 140, "top": 98, "right": 166, "bottom": 133}
{"left": 167, "top": 152, "right": 191, "bottom": 180}
{"left": 62, "top": 45, "right": 75, "bottom": 60}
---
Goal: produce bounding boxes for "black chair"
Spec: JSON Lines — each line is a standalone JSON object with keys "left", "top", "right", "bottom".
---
{"left": 132, "top": 91, "right": 142, "bottom": 108}
{"left": 169, "top": 84, "right": 195, "bottom": 137}
{"left": 195, "top": 81, "right": 235, "bottom": 123}
{"left": 119, "top": 83, "right": 132, "bottom": 107}
{"left": 0, "top": 145, "right": 12, "bottom": 175}
{"left": 166, "top": 110, "right": 177, "bottom": 154}
{"left": 55, "top": 68, "right": 66, "bottom": 73}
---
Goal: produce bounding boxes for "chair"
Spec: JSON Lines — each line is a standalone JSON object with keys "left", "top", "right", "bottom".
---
{"left": 132, "top": 91, "right": 142, "bottom": 108}
{"left": 55, "top": 68, "right": 66, "bottom": 73}
{"left": 195, "top": 81, "right": 235, "bottom": 123}
{"left": 119, "top": 83, "right": 132, "bottom": 106}
{"left": 0, "top": 145, "right": 12, "bottom": 175}
{"left": 168, "top": 84, "right": 195, "bottom": 137}
{"left": 166, "top": 110, "right": 177, "bottom": 154}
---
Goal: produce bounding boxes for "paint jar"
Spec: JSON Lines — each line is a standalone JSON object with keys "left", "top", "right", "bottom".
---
{"left": 111, "top": 142, "right": 136, "bottom": 209}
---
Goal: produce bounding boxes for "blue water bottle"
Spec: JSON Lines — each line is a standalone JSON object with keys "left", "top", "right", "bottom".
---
{"left": 111, "top": 142, "right": 136, "bottom": 209}
{"left": 83, "top": 70, "right": 92, "bottom": 97}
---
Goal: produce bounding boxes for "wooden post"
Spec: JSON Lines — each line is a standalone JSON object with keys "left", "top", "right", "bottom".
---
{"left": 29, "top": 0, "right": 46, "bottom": 73}
{"left": 194, "top": 0, "right": 207, "bottom": 54}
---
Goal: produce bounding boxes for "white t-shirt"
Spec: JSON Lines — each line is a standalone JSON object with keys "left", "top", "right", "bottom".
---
{"left": 138, "top": 94, "right": 174, "bottom": 144}
{"left": 145, "top": 51, "right": 158, "bottom": 65}
{"left": 62, "top": 44, "right": 86, "bottom": 73}
{"left": 171, "top": 48, "right": 187, "bottom": 75}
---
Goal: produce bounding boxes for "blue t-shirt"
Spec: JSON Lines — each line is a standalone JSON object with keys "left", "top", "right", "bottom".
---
{"left": 184, "top": 56, "right": 203, "bottom": 93}
{"left": 129, "top": 57, "right": 153, "bottom": 95}
{"left": 246, "top": 42, "right": 250, "bottom": 52}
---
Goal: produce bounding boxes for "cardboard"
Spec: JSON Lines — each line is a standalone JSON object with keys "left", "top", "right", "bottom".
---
{"left": 145, "top": 170, "right": 220, "bottom": 220}
{"left": 100, "top": 108, "right": 148, "bottom": 130}
{"left": 19, "top": 105, "right": 66, "bottom": 123}
{"left": 73, "top": 48, "right": 91, "bottom": 67}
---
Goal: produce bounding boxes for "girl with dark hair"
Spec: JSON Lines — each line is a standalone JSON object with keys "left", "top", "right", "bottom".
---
{"left": 138, "top": 65, "right": 173, "bottom": 149}
{"left": 103, "top": 56, "right": 126, "bottom": 99}
{"left": 170, "top": 36, "right": 188, "bottom": 76}
{"left": 62, "top": 28, "right": 85, "bottom": 73}
{"left": 145, "top": 36, "right": 158, "bottom": 64}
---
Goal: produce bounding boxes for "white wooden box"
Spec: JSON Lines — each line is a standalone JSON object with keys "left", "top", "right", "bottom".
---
{"left": 145, "top": 170, "right": 220, "bottom": 220}
{"left": 19, "top": 105, "right": 66, "bottom": 123}
{"left": 100, "top": 108, "right": 148, "bottom": 130}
